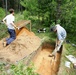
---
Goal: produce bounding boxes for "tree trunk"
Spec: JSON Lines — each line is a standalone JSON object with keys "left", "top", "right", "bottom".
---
{"left": 56, "top": 0, "right": 62, "bottom": 23}
{"left": 2, "top": 0, "right": 5, "bottom": 8}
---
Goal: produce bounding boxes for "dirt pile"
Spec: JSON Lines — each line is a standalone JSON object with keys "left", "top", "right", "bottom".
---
{"left": 0, "top": 26, "right": 41, "bottom": 63}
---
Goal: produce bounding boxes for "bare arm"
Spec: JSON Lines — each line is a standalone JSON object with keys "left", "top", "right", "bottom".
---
{"left": 3, "top": 18, "right": 8, "bottom": 27}
{"left": 11, "top": 22, "right": 17, "bottom": 29}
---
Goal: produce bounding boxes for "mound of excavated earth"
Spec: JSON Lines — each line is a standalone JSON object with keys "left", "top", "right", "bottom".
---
{"left": 0, "top": 27, "right": 41, "bottom": 63}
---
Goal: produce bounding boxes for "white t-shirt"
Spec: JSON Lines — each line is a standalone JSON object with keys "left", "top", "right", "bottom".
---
{"left": 3, "top": 14, "right": 15, "bottom": 29}
{"left": 56, "top": 24, "right": 67, "bottom": 40}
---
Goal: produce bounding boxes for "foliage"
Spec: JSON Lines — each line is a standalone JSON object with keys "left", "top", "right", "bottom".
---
{"left": 20, "top": 0, "right": 76, "bottom": 37}
{"left": 23, "top": 10, "right": 30, "bottom": 20}
{"left": 15, "top": 13, "right": 24, "bottom": 22}
{"left": 0, "top": 0, "right": 76, "bottom": 35}
{"left": 21, "top": 0, "right": 38, "bottom": 17}
{"left": 21, "top": 0, "right": 57, "bottom": 26}
{"left": 10, "top": 62, "right": 38, "bottom": 75}
{"left": 60, "top": 0, "right": 76, "bottom": 33}
{"left": 0, "top": 24, "right": 8, "bottom": 40}
{"left": 0, "top": 62, "right": 39, "bottom": 75}
{"left": 0, "top": 8, "right": 5, "bottom": 20}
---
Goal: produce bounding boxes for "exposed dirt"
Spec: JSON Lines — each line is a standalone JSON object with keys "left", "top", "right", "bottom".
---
{"left": 15, "top": 20, "right": 31, "bottom": 35}
{"left": 0, "top": 21, "right": 41, "bottom": 63}
{"left": 33, "top": 44, "right": 62, "bottom": 75}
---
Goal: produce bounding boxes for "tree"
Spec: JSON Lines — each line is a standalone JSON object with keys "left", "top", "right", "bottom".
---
{"left": 21, "top": 0, "right": 38, "bottom": 20}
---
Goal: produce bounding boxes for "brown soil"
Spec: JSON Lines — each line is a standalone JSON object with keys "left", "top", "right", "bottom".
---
{"left": 33, "top": 48, "right": 52, "bottom": 75}
{"left": 33, "top": 45, "right": 62, "bottom": 75}
{"left": 0, "top": 21, "right": 41, "bottom": 63}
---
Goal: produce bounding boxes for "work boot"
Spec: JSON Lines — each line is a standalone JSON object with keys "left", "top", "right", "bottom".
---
{"left": 48, "top": 54, "right": 55, "bottom": 57}
{"left": 48, "top": 50, "right": 56, "bottom": 57}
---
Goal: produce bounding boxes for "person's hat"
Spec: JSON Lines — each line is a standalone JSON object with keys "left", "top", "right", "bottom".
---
{"left": 50, "top": 26, "right": 56, "bottom": 32}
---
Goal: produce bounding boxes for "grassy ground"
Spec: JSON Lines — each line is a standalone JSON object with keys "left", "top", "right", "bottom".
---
{"left": 58, "top": 43, "right": 76, "bottom": 75}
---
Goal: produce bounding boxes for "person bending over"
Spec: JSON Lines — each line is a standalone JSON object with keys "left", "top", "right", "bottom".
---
{"left": 49, "top": 24, "right": 67, "bottom": 57}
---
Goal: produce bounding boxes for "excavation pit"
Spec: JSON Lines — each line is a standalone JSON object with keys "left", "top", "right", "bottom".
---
{"left": 29, "top": 42, "right": 63, "bottom": 75}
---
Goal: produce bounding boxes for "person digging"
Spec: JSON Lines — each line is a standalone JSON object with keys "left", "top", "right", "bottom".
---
{"left": 49, "top": 24, "right": 67, "bottom": 57}
{"left": 3, "top": 9, "right": 19, "bottom": 47}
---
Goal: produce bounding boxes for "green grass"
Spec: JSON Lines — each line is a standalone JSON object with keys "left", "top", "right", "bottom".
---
{"left": 67, "top": 33, "right": 76, "bottom": 44}
{"left": 0, "top": 62, "right": 39, "bottom": 75}
{"left": 58, "top": 43, "right": 76, "bottom": 75}
{"left": 0, "top": 24, "right": 8, "bottom": 40}
{"left": 65, "top": 44, "right": 76, "bottom": 56}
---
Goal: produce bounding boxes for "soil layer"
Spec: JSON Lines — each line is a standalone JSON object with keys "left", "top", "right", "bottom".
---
{"left": 33, "top": 44, "right": 62, "bottom": 75}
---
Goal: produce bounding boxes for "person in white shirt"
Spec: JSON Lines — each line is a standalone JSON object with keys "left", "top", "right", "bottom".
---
{"left": 49, "top": 24, "right": 67, "bottom": 57}
{"left": 3, "top": 9, "right": 18, "bottom": 46}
